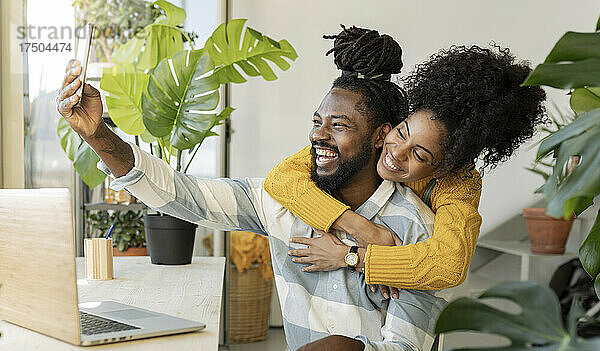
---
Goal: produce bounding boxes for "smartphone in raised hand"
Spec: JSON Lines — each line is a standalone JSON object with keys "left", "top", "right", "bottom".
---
{"left": 74, "top": 23, "right": 94, "bottom": 106}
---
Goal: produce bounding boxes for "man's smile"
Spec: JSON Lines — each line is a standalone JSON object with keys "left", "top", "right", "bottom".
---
{"left": 314, "top": 146, "right": 339, "bottom": 167}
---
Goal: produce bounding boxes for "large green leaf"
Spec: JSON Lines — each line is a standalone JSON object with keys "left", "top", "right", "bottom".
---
{"left": 142, "top": 49, "right": 228, "bottom": 150}
{"left": 153, "top": 0, "right": 185, "bottom": 26}
{"left": 570, "top": 87, "right": 600, "bottom": 113}
{"left": 544, "top": 32, "right": 600, "bottom": 63}
{"left": 111, "top": 1, "right": 185, "bottom": 70}
{"left": 522, "top": 58, "right": 600, "bottom": 90}
{"left": 204, "top": 19, "right": 298, "bottom": 84}
{"left": 57, "top": 119, "right": 106, "bottom": 189}
{"left": 522, "top": 31, "right": 600, "bottom": 90}
{"left": 100, "top": 63, "right": 149, "bottom": 135}
{"left": 112, "top": 24, "right": 184, "bottom": 70}
{"left": 142, "top": 20, "right": 297, "bottom": 151}
{"left": 435, "top": 281, "right": 600, "bottom": 350}
{"left": 580, "top": 208, "right": 600, "bottom": 277}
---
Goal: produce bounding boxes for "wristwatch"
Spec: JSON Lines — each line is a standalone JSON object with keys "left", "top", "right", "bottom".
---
{"left": 344, "top": 246, "right": 359, "bottom": 271}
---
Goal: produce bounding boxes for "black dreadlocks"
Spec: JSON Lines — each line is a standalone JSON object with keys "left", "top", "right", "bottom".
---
{"left": 325, "top": 25, "right": 408, "bottom": 131}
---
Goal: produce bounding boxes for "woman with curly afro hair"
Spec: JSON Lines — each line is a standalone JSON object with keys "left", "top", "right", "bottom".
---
{"left": 263, "top": 26, "right": 547, "bottom": 297}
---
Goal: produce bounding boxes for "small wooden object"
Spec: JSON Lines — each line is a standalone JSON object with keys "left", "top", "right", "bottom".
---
{"left": 84, "top": 238, "right": 114, "bottom": 280}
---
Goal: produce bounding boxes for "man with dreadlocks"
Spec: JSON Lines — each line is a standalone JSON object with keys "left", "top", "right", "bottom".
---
{"left": 56, "top": 25, "right": 443, "bottom": 351}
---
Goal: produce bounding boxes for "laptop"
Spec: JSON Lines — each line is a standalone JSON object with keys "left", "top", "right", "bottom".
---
{"left": 0, "top": 188, "right": 205, "bottom": 346}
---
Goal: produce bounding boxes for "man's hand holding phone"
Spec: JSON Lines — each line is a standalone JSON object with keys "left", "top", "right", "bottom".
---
{"left": 56, "top": 59, "right": 104, "bottom": 139}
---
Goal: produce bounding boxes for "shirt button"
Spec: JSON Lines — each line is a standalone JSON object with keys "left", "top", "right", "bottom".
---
{"left": 333, "top": 284, "right": 338, "bottom": 290}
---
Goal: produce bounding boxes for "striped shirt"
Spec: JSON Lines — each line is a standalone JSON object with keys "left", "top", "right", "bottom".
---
{"left": 101, "top": 143, "right": 447, "bottom": 351}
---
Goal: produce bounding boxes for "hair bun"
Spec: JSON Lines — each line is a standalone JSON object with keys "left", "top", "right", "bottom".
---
{"left": 324, "top": 25, "right": 403, "bottom": 77}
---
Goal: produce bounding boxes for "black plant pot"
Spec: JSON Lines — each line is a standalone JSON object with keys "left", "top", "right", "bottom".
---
{"left": 144, "top": 214, "right": 197, "bottom": 265}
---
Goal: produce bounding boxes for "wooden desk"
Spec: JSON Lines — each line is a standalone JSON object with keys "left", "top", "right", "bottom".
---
{"left": 0, "top": 256, "right": 225, "bottom": 351}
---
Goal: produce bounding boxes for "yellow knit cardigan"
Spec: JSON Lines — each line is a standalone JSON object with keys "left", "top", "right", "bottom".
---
{"left": 263, "top": 145, "right": 483, "bottom": 290}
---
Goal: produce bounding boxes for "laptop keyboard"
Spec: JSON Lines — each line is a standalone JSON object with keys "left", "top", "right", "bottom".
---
{"left": 79, "top": 311, "right": 140, "bottom": 335}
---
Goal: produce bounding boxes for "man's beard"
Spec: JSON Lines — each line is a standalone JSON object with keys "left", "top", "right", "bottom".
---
{"left": 310, "top": 140, "right": 373, "bottom": 192}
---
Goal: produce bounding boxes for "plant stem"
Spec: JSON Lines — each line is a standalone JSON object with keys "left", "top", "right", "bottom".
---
{"left": 183, "top": 144, "right": 201, "bottom": 173}
{"left": 156, "top": 140, "right": 163, "bottom": 160}
{"left": 176, "top": 150, "right": 182, "bottom": 172}
{"left": 181, "top": 30, "right": 195, "bottom": 50}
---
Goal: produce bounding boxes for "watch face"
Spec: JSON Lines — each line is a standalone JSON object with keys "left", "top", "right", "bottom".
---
{"left": 345, "top": 253, "right": 358, "bottom": 266}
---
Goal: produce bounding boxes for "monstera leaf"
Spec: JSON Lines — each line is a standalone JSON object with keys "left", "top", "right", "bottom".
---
{"left": 580, "top": 210, "right": 600, "bottom": 296}
{"left": 142, "top": 49, "right": 230, "bottom": 150}
{"left": 536, "top": 108, "right": 600, "bottom": 219}
{"left": 522, "top": 31, "right": 600, "bottom": 89}
{"left": 522, "top": 15, "right": 600, "bottom": 299}
{"left": 435, "top": 281, "right": 600, "bottom": 350}
{"left": 100, "top": 63, "right": 149, "bottom": 135}
{"left": 111, "top": 0, "right": 186, "bottom": 70}
{"left": 142, "top": 20, "right": 297, "bottom": 150}
{"left": 571, "top": 87, "right": 600, "bottom": 113}
{"left": 205, "top": 19, "right": 298, "bottom": 84}
{"left": 57, "top": 119, "right": 106, "bottom": 189}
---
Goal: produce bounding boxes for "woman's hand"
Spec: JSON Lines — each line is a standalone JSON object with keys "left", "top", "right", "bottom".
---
{"left": 333, "top": 211, "right": 403, "bottom": 248}
{"left": 361, "top": 222, "right": 403, "bottom": 247}
{"left": 288, "top": 230, "right": 348, "bottom": 272}
{"left": 369, "top": 284, "right": 400, "bottom": 299}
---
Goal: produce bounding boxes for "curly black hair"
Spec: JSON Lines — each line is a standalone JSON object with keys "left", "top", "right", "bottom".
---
{"left": 402, "top": 44, "right": 547, "bottom": 177}
{"left": 325, "top": 25, "right": 408, "bottom": 132}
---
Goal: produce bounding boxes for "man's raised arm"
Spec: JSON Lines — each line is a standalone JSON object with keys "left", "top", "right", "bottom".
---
{"left": 56, "top": 59, "right": 134, "bottom": 178}
{"left": 56, "top": 60, "right": 268, "bottom": 235}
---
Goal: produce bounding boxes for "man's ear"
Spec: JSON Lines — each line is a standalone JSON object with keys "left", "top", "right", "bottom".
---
{"left": 374, "top": 123, "right": 392, "bottom": 148}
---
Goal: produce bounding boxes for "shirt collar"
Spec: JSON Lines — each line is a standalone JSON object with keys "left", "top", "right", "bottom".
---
{"left": 354, "top": 180, "right": 396, "bottom": 221}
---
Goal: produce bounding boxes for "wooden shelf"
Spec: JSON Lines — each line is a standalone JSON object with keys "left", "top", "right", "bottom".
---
{"left": 83, "top": 202, "right": 146, "bottom": 211}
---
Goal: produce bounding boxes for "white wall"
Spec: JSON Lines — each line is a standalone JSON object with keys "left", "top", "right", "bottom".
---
{"left": 228, "top": 0, "right": 600, "bottom": 235}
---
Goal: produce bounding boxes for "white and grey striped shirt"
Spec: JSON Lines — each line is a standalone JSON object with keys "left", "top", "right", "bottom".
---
{"left": 101, "top": 143, "right": 447, "bottom": 351}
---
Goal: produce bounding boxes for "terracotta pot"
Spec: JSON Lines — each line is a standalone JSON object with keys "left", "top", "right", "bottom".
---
{"left": 523, "top": 208, "right": 574, "bottom": 254}
{"left": 112, "top": 247, "right": 148, "bottom": 257}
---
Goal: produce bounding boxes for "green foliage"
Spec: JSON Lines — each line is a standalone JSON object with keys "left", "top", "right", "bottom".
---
{"left": 72, "top": 0, "right": 161, "bottom": 62}
{"left": 142, "top": 18, "right": 296, "bottom": 154}
{"left": 525, "top": 105, "right": 576, "bottom": 184}
{"left": 62, "top": 0, "right": 297, "bottom": 184}
{"left": 522, "top": 13, "right": 600, "bottom": 298}
{"left": 86, "top": 210, "right": 145, "bottom": 251}
{"left": 99, "top": 63, "right": 149, "bottom": 135}
{"left": 571, "top": 87, "right": 600, "bottom": 113}
{"left": 537, "top": 108, "right": 600, "bottom": 219}
{"left": 435, "top": 281, "right": 600, "bottom": 350}
{"left": 57, "top": 118, "right": 106, "bottom": 189}
{"left": 522, "top": 32, "right": 600, "bottom": 89}
{"left": 205, "top": 19, "right": 299, "bottom": 83}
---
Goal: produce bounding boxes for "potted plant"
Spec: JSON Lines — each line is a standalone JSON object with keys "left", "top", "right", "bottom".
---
{"left": 60, "top": 0, "right": 298, "bottom": 265}
{"left": 431, "top": 13, "right": 600, "bottom": 347}
{"left": 519, "top": 14, "right": 600, "bottom": 293}
{"left": 86, "top": 210, "right": 147, "bottom": 256}
{"left": 524, "top": 107, "right": 578, "bottom": 254}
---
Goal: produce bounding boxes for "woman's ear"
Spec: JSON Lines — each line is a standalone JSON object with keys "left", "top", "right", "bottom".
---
{"left": 374, "top": 123, "right": 392, "bottom": 148}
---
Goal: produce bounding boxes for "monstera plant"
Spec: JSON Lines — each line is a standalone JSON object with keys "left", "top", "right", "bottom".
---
{"left": 436, "top": 281, "right": 600, "bottom": 350}
{"left": 520, "top": 15, "right": 600, "bottom": 296}
{"left": 432, "top": 14, "right": 600, "bottom": 348}
{"left": 59, "top": 0, "right": 298, "bottom": 188}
